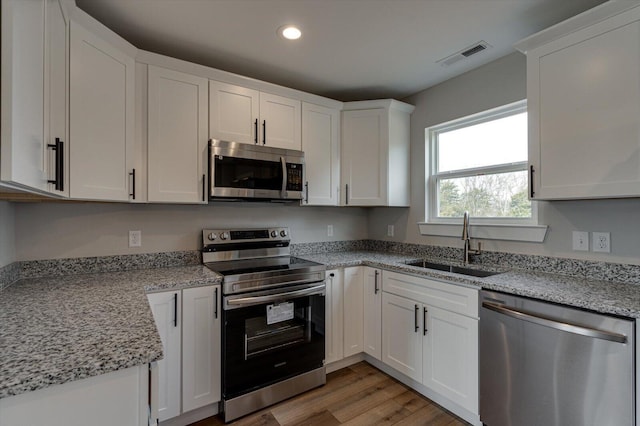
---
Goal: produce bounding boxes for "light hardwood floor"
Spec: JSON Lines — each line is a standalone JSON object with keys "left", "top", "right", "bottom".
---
{"left": 190, "top": 362, "right": 469, "bottom": 426}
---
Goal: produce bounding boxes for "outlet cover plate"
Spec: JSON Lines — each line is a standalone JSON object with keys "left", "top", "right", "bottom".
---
{"left": 592, "top": 232, "right": 610, "bottom": 253}
{"left": 129, "top": 230, "right": 142, "bottom": 248}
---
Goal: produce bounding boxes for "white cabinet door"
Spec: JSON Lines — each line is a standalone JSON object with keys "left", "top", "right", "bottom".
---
{"left": 44, "top": 0, "right": 69, "bottom": 196}
{"left": 259, "top": 92, "right": 301, "bottom": 150}
{"left": 69, "top": 21, "right": 134, "bottom": 201}
{"left": 526, "top": 7, "right": 640, "bottom": 199}
{"left": 382, "top": 292, "right": 423, "bottom": 382}
{"left": 209, "top": 80, "right": 259, "bottom": 145}
{"left": 341, "top": 108, "right": 387, "bottom": 206}
{"left": 182, "top": 285, "right": 221, "bottom": 413}
{"left": 148, "top": 66, "right": 208, "bottom": 203}
{"left": 147, "top": 291, "right": 181, "bottom": 421}
{"left": 343, "top": 266, "right": 364, "bottom": 358}
{"left": 301, "top": 102, "right": 340, "bottom": 206}
{"left": 1, "top": 0, "right": 46, "bottom": 191}
{"left": 324, "top": 269, "right": 344, "bottom": 364}
{"left": 363, "top": 267, "right": 382, "bottom": 360}
{"left": 423, "top": 305, "right": 478, "bottom": 415}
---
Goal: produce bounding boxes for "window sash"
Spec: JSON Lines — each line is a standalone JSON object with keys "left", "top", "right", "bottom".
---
{"left": 427, "top": 100, "right": 535, "bottom": 224}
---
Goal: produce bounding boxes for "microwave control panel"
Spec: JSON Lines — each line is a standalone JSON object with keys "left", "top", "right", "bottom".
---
{"left": 286, "top": 163, "right": 303, "bottom": 191}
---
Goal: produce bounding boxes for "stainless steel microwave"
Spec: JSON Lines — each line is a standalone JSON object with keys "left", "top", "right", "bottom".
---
{"left": 209, "top": 139, "right": 304, "bottom": 201}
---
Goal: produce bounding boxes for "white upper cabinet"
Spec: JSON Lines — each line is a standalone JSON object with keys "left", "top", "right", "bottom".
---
{"left": 341, "top": 99, "right": 413, "bottom": 206}
{"left": 209, "top": 81, "right": 301, "bottom": 150}
{"left": 301, "top": 103, "right": 340, "bottom": 205}
{"left": 1, "top": 0, "right": 46, "bottom": 192}
{"left": 69, "top": 21, "right": 135, "bottom": 201}
{"left": 259, "top": 93, "right": 301, "bottom": 150}
{"left": 209, "top": 81, "right": 259, "bottom": 145}
{"left": 147, "top": 65, "right": 208, "bottom": 203}
{"left": 516, "top": 3, "right": 640, "bottom": 200}
{"left": 44, "top": 0, "right": 69, "bottom": 197}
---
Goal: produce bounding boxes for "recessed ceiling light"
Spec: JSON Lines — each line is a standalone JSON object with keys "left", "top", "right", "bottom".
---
{"left": 279, "top": 25, "right": 302, "bottom": 40}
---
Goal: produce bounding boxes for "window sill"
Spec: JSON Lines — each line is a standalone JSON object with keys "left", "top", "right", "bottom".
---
{"left": 418, "top": 222, "right": 548, "bottom": 243}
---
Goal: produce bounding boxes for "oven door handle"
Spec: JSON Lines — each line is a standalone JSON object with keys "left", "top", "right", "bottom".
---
{"left": 227, "top": 284, "right": 325, "bottom": 308}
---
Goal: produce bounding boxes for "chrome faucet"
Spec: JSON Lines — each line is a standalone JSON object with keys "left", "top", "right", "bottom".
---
{"left": 462, "top": 211, "right": 481, "bottom": 264}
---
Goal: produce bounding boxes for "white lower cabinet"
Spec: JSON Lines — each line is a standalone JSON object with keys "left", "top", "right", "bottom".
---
{"left": 363, "top": 267, "right": 382, "bottom": 360}
{"left": 324, "top": 269, "right": 344, "bottom": 364}
{"left": 147, "top": 285, "right": 221, "bottom": 423}
{"left": 182, "top": 285, "right": 222, "bottom": 413}
{"left": 343, "top": 266, "right": 364, "bottom": 357}
{"left": 324, "top": 267, "right": 364, "bottom": 364}
{"left": 381, "top": 270, "right": 479, "bottom": 421}
{"left": 146, "top": 290, "right": 182, "bottom": 421}
{"left": 382, "top": 291, "right": 423, "bottom": 382}
{"left": 0, "top": 365, "right": 150, "bottom": 426}
{"left": 423, "top": 305, "right": 478, "bottom": 414}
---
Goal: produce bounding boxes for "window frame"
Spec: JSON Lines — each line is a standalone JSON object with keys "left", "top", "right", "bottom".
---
{"left": 426, "top": 100, "right": 537, "bottom": 226}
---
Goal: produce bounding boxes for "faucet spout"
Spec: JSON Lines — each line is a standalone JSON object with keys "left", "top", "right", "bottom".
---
{"left": 461, "top": 211, "right": 481, "bottom": 264}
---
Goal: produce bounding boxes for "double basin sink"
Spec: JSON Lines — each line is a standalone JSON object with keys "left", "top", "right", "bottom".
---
{"left": 406, "top": 260, "right": 499, "bottom": 278}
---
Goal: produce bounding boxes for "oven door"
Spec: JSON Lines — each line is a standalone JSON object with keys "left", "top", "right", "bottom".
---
{"left": 222, "top": 282, "right": 325, "bottom": 400}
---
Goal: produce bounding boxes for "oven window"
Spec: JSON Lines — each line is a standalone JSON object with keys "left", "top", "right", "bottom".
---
{"left": 215, "top": 157, "right": 282, "bottom": 190}
{"left": 223, "top": 293, "right": 325, "bottom": 399}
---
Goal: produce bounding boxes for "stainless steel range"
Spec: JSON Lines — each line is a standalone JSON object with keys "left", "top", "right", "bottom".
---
{"left": 202, "top": 227, "right": 326, "bottom": 422}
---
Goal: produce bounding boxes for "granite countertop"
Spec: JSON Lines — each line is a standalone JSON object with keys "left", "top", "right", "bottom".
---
{"left": 298, "top": 250, "right": 640, "bottom": 319}
{"left": 2, "top": 249, "right": 638, "bottom": 401}
{"left": 0, "top": 265, "right": 221, "bottom": 399}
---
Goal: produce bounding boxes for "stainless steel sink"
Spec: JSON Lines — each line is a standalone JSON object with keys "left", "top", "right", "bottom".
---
{"left": 406, "top": 260, "right": 499, "bottom": 278}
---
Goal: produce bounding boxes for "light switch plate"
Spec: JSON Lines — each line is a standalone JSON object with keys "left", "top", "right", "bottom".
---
{"left": 572, "top": 231, "right": 588, "bottom": 251}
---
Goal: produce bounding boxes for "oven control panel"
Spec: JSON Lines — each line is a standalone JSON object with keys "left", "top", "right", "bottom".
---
{"left": 203, "top": 228, "right": 290, "bottom": 245}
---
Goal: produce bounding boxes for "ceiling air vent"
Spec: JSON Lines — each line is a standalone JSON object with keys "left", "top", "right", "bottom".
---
{"left": 437, "top": 41, "right": 492, "bottom": 67}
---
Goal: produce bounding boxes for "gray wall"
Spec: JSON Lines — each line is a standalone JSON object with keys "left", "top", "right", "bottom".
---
{"left": 0, "top": 201, "right": 15, "bottom": 267}
{"left": 13, "top": 202, "right": 368, "bottom": 261}
{"left": 369, "top": 52, "right": 640, "bottom": 265}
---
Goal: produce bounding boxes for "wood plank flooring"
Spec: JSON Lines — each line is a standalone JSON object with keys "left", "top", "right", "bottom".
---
{"left": 190, "top": 362, "right": 469, "bottom": 426}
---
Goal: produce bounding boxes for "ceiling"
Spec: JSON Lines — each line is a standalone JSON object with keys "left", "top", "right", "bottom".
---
{"left": 76, "top": 0, "right": 609, "bottom": 102}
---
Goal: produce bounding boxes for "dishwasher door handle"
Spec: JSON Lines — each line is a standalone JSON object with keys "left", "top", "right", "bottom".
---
{"left": 482, "top": 301, "right": 627, "bottom": 343}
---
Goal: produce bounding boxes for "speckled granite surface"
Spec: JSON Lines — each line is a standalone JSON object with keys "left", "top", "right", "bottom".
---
{"left": 297, "top": 250, "right": 640, "bottom": 318}
{"left": 0, "top": 265, "right": 221, "bottom": 399}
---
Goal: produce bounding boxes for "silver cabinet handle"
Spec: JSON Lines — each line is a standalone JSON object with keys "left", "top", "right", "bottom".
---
{"left": 227, "top": 284, "right": 325, "bottom": 308}
{"left": 482, "top": 301, "right": 627, "bottom": 343}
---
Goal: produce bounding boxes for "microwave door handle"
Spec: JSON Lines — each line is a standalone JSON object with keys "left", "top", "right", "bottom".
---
{"left": 280, "top": 156, "right": 287, "bottom": 197}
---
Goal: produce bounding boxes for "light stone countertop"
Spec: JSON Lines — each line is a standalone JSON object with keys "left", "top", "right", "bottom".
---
{"left": 2, "top": 249, "right": 639, "bottom": 401}
{"left": 297, "top": 251, "right": 640, "bottom": 319}
{"left": 0, "top": 265, "right": 221, "bottom": 399}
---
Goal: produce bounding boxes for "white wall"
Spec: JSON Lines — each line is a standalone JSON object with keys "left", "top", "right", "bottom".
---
{"left": 14, "top": 202, "right": 368, "bottom": 260}
{"left": 368, "top": 52, "right": 640, "bottom": 265}
{"left": 0, "top": 201, "right": 16, "bottom": 267}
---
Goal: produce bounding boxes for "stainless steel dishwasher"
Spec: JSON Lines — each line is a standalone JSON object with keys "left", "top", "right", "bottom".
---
{"left": 480, "top": 290, "right": 635, "bottom": 426}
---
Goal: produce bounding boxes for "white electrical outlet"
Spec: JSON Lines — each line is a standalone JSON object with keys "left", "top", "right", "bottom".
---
{"left": 592, "top": 232, "right": 610, "bottom": 253}
{"left": 387, "top": 225, "right": 394, "bottom": 237}
{"left": 129, "top": 230, "right": 142, "bottom": 247}
{"left": 572, "top": 231, "right": 588, "bottom": 251}
{"left": 327, "top": 225, "right": 334, "bottom": 237}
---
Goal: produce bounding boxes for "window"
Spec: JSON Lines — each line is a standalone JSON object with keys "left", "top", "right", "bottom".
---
{"left": 427, "top": 100, "right": 534, "bottom": 224}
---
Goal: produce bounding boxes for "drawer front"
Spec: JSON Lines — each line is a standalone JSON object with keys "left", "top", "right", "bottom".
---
{"left": 382, "top": 270, "right": 478, "bottom": 318}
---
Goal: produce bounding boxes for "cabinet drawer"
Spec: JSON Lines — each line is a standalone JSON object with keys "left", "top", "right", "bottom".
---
{"left": 382, "top": 271, "right": 478, "bottom": 318}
